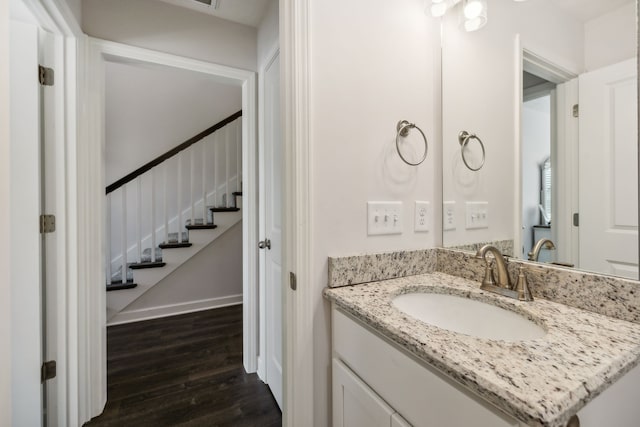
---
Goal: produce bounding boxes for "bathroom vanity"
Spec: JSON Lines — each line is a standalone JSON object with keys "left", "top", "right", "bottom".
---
{"left": 325, "top": 250, "right": 640, "bottom": 427}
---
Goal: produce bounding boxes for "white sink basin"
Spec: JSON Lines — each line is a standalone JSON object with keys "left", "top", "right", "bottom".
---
{"left": 392, "top": 293, "right": 546, "bottom": 341}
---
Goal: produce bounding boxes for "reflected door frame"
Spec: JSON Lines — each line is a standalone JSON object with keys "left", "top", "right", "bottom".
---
{"left": 516, "top": 45, "right": 578, "bottom": 264}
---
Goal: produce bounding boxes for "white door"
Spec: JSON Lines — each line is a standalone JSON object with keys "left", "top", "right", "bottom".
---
{"left": 9, "top": 18, "right": 60, "bottom": 426}
{"left": 579, "top": 58, "right": 638, "bottom": 279}
{"left": 10, "top": 18, "right": 44, "bottom": 427}
{"left": 261, "top": 50, "right": 283, "bottom": 409}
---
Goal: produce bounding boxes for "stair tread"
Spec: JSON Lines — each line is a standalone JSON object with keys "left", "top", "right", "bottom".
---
{"left": 159, "top": 242, "right": 193, "bottom": 249}
{"left": 208, "top": 207, "right": 241, "bottom": 212}
{"left": 186, "top": 224, "right": 218, "bottom": 230}
{"left": 129, "top": 261, "right": 166, "bottom": 269}
{"left": 107, "top": 281, "right": 138, "bottom": 291}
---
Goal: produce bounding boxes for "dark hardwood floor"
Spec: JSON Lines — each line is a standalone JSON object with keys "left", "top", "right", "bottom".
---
{"left": 85, "top": 305, "right": 281, "bottom": 427}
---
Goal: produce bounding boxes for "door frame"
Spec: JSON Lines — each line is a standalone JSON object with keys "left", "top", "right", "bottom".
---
{"left": 84, "top": 38, "right": 259, "bottom": 416}
{"left": 280, "top": 0, "right": 315, "bottom": 425}
{"left": 514, "top": 41, "right": 578, "bottom": 262}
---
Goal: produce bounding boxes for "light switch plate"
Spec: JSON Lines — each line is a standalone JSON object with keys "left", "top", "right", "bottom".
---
{"left": 465, "top": 201, "right": 489, "bottom": 229}
{"left": 367, "top": 201, "right": 403, "bottom": 235}
{"left": 443, "top": 201, "right": 456, "bottom": 231}
{"left": 414, "top": 201, "right": 430, "bottom": 232}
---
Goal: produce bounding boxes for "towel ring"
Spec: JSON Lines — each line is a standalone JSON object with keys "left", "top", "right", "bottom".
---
{"left": 396, "top": 120, "right": 428, "bottom": 166}
{"left": 458, "top": 131, "right": 485, "bottom": 171}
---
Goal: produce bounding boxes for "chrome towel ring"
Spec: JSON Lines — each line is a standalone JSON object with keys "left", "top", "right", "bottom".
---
{"left": 396, "top": 120, "right": 428, "bottom": 166}
{"left": 458, "top": 131, "right": 485, "bottom": 171}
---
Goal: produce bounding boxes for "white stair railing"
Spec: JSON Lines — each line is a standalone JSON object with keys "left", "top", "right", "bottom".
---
{"left": 106, "top": 116, "right": 242, "bottom": 283}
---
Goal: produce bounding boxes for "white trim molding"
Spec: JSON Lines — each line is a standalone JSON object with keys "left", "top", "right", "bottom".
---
{"left": 281, "top": 0, "right": 314, "bottom": 425}
{"left": 85, "top": 38, "right": 259, "bottom": 423}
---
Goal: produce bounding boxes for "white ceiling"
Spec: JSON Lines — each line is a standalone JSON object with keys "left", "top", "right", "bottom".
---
{"left": 156, "top": 0, "right": 271, "bottom": 27}
{"left": 554, "top": 0, "right": 634, "bottom": 22}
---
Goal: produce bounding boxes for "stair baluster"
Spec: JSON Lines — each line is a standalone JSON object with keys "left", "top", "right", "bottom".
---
{"left": 225, "top": 126, "right": 230, "bottom": 208}
{"left": 214, "top": 131, "right": 219, "bottom": 207}
{"left": 136, "top": 177, "right": 142, "bottom": 263}
{"left": 190, "top": 146, "right": 195, "bottom": 227}
{"left": 177, "top": 152, "right": 183, "bottom": 243}
{"left": 236, "top": 119, "right": 242, "bottom": 193}
{"left": 106, "top": 193, "right": 112, "bottom": 286}
{"left": 163, "top": 163, "right": 169, "bottom": 245}
{"left": 151, "top": 168, "right": 157, "bottom": 262}
{"left": 121, "top": 186, "right": 128, "bottom": 283}
{"left": 202, "top": 140, "right": 207, "bottom": 223}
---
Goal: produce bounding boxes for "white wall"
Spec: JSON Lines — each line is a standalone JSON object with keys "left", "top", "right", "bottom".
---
{"left": 522, "top": 95, "right": 551, "bottom": 256}
{"left": 82, "top": 0, "right": 257, "bottom": 72}
{"left": 257, "top": 0, "right": 278, "bottom": 68}
{"left": 112, "top": 222, "right": 243, "bottom": 323}
{"left": 0, "top": 0, "right": 12, "bottom": 424}
{"left": 105, "top": 60, "right": 241, "bottom": 185}
{"left": 441, "top": 0, "right": 584, "bottom": 248}
{"left": 584, "top": 2, "right": 636, "bottom": 71}
{"left": 310, "top": 0, "right": 440, "bottom": 425}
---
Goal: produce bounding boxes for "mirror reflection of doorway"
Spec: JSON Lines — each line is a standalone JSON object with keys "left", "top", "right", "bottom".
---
{"left": 522, "top": 53, "right": 638, "bottom": 277}
{"left": 522, "top": 72, "right": 555, "bottom": 262}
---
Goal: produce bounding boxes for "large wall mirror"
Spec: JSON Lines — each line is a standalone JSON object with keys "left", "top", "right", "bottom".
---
{"left": 440, "top": 0, "right": 638, "bottom": 279}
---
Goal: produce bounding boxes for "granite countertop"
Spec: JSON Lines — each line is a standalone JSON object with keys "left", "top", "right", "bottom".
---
{"left": 324, "top": 272, "right": 640, "bottom": 427}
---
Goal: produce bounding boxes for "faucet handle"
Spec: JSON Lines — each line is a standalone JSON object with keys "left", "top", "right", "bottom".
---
{"left": 482, "top": 259, "right": 497, "bottom": 287}
{"left": 515, "top": 267, "right": 533, "bottom": 301}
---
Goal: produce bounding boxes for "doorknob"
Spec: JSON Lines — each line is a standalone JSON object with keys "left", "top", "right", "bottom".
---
{"left": 258, "top": 239, "right": 271, "bottom": 250}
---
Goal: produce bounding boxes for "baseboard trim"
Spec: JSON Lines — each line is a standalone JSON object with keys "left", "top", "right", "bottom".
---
{"left": 107, "top": 294, "right": 243, "bottom": 326}
{"left": 257, "top": 356, "right": 266, "bottom": 382}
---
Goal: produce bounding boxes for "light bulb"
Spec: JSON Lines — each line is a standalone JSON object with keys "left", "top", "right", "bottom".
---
{"left": 463, "top": 0, "right": 483, "bottom": 19}
{"left": 464, "top": 17, "right": 481, "bottom": 31}
{"left": 431, "top": 2, "right": 449, "bottom": 17}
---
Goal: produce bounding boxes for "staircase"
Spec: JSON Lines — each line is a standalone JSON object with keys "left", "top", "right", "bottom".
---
{"left": 106, "top": 111, "right": 243, "bottom": 322}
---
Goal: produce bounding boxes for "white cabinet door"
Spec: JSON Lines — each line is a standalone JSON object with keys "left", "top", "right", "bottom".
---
{"left": 333, "top": 358, "right": 395, "bottom": 427}
{"left": 576, "top": 361, "right": 640, "bottom": 426}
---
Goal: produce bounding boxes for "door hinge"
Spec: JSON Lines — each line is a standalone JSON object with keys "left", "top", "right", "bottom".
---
{"left": 38, "top": 65, "right": 54, "bottom": 86}
{"left": 573, "top": 213, "right": 579, "bottom": 227}
{"left": 40, "top": 214, "right": 56, "bottom": 233}
{"left": 289, "top": 272, "right": 297, "bottom": 291}
{"left": 572, "top": 104, "right": 579, "bottom": 118}
{"left": 41, "top": 360, "right": 56, "bottom": 382}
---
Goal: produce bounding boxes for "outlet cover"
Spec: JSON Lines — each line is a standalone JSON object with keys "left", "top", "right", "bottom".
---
{"left": 443, "top": 201, "right": 456, "bottom": 231}
{"left": 414, "top": 201, "right": 430, "bottom": 232}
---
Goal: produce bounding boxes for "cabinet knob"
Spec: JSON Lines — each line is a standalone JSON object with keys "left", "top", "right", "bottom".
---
{"left": 566, "top": 415, "right": 580, "bottom": 427}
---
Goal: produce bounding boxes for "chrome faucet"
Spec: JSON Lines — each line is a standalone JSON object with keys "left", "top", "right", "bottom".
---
{"left": 528, "top": 238, "right": 555, "bottom": 261}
